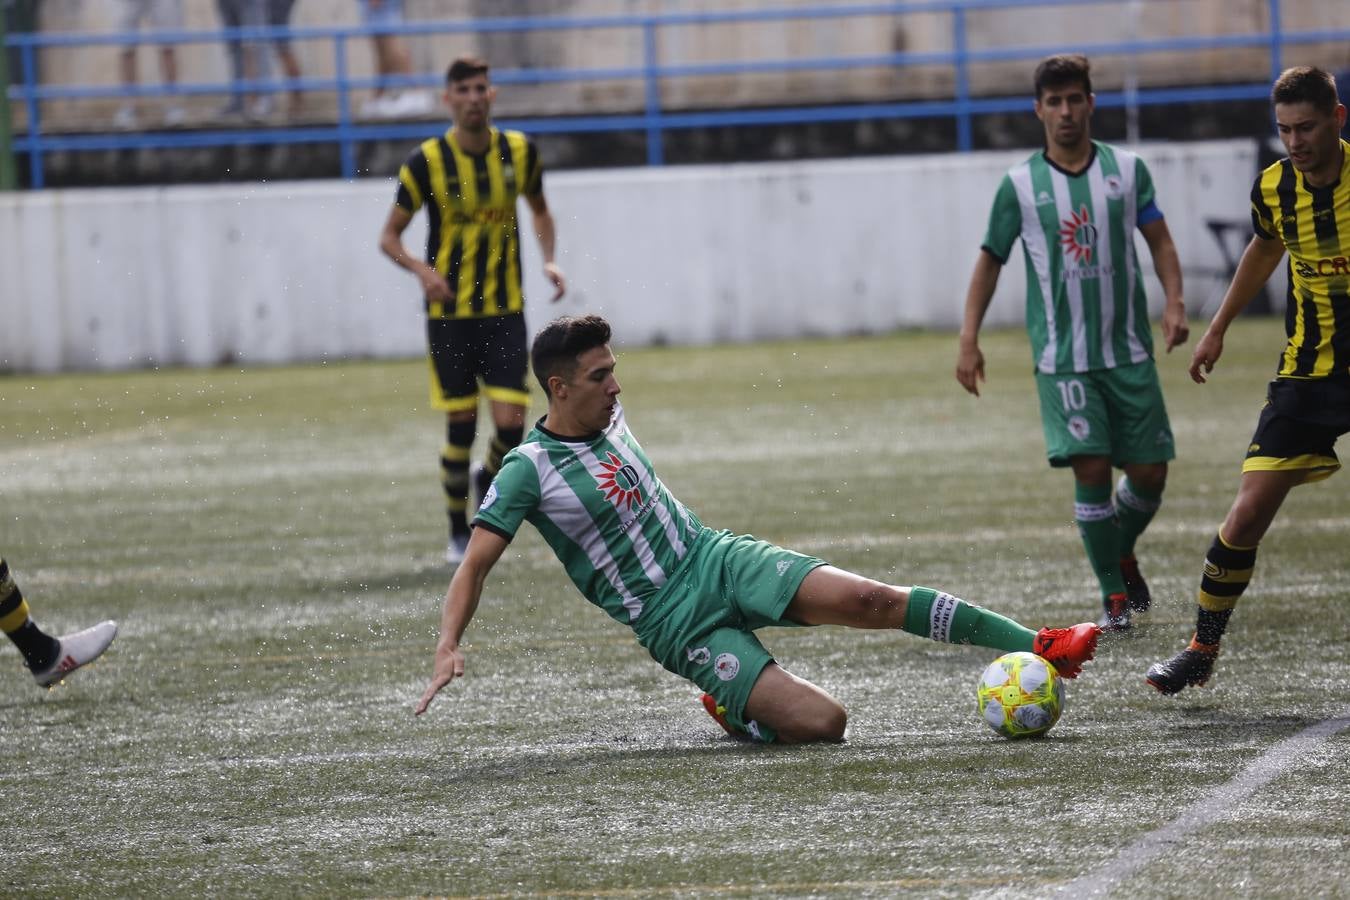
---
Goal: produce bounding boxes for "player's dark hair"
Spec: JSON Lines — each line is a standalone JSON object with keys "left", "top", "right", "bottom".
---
{"left": 1272, "top": 66, "right": 1339, "bottom": 114}
{"left": 446, "top": 56, "right": 490, "bottom": 84}
{"left": 1034, "top": 54, "right": 1092, "bottom": 99}
{"left": 531, "top": 315, "right": 612, "bottom": 394}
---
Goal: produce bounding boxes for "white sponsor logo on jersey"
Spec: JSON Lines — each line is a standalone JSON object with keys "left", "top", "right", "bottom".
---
{"left": 480, "top": 483, "right": 499, "bottom": 510}
{"left": 1068, "top": 415, "right": 1092, "bottom": 441}
{"left": 714, "top": 652, "right": 740, "bottom": 681}
{"left": 686, "top": 646, "right": 711, "bottom": 664}
{"left": 776, "top": 560, "right": 791, "bottom": 576}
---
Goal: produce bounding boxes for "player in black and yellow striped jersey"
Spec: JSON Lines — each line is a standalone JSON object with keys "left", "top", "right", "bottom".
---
{"left": 378, "top": 57, "right": 566, "bottom": 564}
{"left": 1148, "top": 66, "right": 1350, "bottom": 694}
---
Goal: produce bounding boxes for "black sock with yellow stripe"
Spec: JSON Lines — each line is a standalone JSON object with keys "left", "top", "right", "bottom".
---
{"left": 1195, "top": 532, "right": 1257, "bottom": 646}
{"left": 1, "top": 558, "right": 60, "bottom": 671}
{"left": 441, "top": 420, "right": 476, "bottom": 538}
{"left": 485, "top": 425, "right": 524, "bottom": 478}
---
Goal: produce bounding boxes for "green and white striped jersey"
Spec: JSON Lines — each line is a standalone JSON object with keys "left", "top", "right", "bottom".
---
{"left": 474, "top": 403, "right": 703, "bottom": 626}
{"left": 982, "top": 141, "right": 1159, "bottom": 374}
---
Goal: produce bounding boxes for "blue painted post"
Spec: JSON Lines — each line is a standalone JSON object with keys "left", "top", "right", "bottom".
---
{"left": 336, "top": 35, "right": 355, "bottom": 179}
{"left": 1267, "top": 0, "right": 1282, "bottom": 84}
{"left": 953, "top": 6, "right": 972, "bottom": 152}
{"left": 21, "top": 40, "right": 41, "bottom": 188}
{"left": 643, "top": 19, "right": 663, "bottom": 166}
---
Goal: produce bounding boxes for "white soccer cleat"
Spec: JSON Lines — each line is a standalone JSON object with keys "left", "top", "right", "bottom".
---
{"left": 33, "top": 620, "right": 118, "bottom": 688}
{"left": 445, "top": 533, "right": 470, "bottom": 566}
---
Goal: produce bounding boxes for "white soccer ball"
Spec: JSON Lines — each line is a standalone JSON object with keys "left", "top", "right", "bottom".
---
{"left": 976, "top": 651, "right": 1065, "bottom": 739}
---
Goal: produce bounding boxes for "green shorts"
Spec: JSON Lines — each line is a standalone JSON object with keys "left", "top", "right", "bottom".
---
{"left": 633, "top": 528, "right": 825, "bottom": 742}
{"left": 1034, "top": 362, "right": 1176, "bottom": 468}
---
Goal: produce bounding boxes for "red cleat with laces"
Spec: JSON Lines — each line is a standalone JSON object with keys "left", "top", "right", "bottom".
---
{"left": 1032, "top": 622, "right": 1101, "bottom": 678}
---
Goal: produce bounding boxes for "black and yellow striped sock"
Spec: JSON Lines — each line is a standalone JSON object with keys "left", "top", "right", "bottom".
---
{"left": 484, "top": 425, "right": 524, "bottom": 478}
{"left": 1195, "top": 532, "right": 1257, "bottom": 645}
{"left": 0, "top": 558, "right": 60, "bottom": 671}
{"left": 441, "top": 420, "right": 476, "bottom": 537}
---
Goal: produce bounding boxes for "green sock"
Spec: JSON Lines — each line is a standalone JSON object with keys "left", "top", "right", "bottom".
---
{"left": 903, "top": 586, "right": 1035, "bottom": 653}
{"left": 1075, "top": 482, "right": 1125, "bottom": 599}
{"left": 1115, "top": 475, "right": 1162, "bottom": 557}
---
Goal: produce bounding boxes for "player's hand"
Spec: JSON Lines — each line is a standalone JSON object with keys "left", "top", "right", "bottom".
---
{"left": 1162, "top": 303, "right": 1190, "bottom": 352}
{"left": 414, "top": 644, "right": 466, "bottom": 716}
{"left": 955, "top": 344, "right": 986, "bottom": 397}
{"left": 1188, "top": 330, "right": 1224, "bottom": 384}
{"left": 544, "top": 262, "right": 567, "bottom": 302}
{"left": 417, "top": 264, "right": 453, "bottom": 304}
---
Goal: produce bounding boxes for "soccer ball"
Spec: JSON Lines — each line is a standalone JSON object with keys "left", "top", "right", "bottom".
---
{"left": 976, "top": 651, "right": 1064, "bottom": 739}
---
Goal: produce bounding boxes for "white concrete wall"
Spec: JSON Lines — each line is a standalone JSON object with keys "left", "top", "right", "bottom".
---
{"left": 0, "top": 139, "right": 1258, "bottom": 373}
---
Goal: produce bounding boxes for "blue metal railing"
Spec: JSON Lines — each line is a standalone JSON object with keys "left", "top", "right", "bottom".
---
{"left": 3, "top": 0, "right": 1345, "bottom": 188}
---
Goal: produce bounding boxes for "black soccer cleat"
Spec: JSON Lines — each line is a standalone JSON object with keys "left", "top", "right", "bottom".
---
{"left": 1146, "top": 639, "right": 1220, "bottom": 695}
{"left": 1120, "top": 555, "right": 1152, "bottom": 613}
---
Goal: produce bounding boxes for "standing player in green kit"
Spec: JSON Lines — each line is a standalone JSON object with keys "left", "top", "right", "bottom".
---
{"left": 414, "top": 315, "right": 1100, "bottom": 743}
{"left": 956, "top": 54, "right": 1190, "bottom": 631}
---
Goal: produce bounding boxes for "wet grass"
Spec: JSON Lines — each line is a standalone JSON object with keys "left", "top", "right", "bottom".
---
{"left": 1, "top": 319, "right": 1347, "bottom": 898}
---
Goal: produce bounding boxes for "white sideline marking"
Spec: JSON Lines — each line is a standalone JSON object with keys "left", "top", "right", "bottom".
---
{"left": 1056, "top": 703, "right": 1350, "bottom": 896}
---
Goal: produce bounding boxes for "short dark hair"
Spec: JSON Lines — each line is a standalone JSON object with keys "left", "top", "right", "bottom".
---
{"left": 1034, "top": 54, "right": 1092, "bottom": 99}
{"left": 1272, "top": 66, "right": 1339, "bottom": 114}
{"left": 446, "top": 56, "right": 490, "bottom": 84}
{"left": 531, "top": 315, "right": 613, "bottom": 393}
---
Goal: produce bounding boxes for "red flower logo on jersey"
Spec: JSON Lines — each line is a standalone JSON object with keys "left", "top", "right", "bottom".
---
{"left": 1059, "top": 204, "right": 1098, "bottom": 265}
{"left": 596, "top": 451, "right": 643, "bottom": 510}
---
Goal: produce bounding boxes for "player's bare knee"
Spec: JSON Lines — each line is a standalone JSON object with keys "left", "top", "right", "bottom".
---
{"left": 1126, "top": 462, "right": 1168, "bottom": 493}
{"left": 844, "top": 581, "right": 904, "bottom": 627}
{"left": 817, "top": 700, "right": 848, "bottom": 741}
{"left": 780, "top": 701, "right": 847, "bottom": 744}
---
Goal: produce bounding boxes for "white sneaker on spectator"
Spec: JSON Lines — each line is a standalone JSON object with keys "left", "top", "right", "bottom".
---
{"left": 388, "top": 90, "right": 434, "bottom": 117}
{"left": 247, "top": 96, "right": 275, "bottom": 122}
{"left": 163, "top": 103, "right": 187, "bottom": 127}
{"left": 360, "top": 95, "right": 388, "bottom": 118}
{"left": 113, "top": 104, "right": 138, "bottom": 129}
{"left": 363, "top": 93, "right": 404, "bottom": 119}
{"left": 33, "top": 620, "right": 119, "bottom": 688}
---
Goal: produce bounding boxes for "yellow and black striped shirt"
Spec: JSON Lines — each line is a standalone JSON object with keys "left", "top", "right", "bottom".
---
{"left": 1251, "top": 138, "right": 1350, "bottom": 378}
{"left": 395, "top": 126, "right": 543, "bottom": 319}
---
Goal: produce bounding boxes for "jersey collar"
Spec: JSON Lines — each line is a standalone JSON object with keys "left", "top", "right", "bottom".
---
{"left": 1041, "top": 141, "right": 1098, "bottom": 178}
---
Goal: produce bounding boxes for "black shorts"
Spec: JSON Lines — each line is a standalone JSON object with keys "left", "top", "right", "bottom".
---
{"left": 425, "top": 313, "right": 530, "bottom": 412}
{"left": 1242, "top": 374, "right": 1350, "bottom": 483}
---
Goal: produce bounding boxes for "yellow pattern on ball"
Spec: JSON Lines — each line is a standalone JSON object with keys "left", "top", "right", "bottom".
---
{"left": 976, "top": 651, "right": 1065, "bottom": 738}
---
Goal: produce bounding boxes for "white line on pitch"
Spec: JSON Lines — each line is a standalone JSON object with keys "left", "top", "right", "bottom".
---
{"left": 1055, "top": 703, "right": 1350, "bottom": 896}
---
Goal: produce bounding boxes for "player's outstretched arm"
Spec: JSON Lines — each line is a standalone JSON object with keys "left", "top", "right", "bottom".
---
{"left": 956, "top": 250, "right": 1003, "bottom": 396}
{"left": 1139, "top": 218, "right": 1190, "bottom": 352}
{"left": 1189, "top": 234, "right": 1286, "bottom": 384}
{"left": 414, "top": 528, "right": 510, "bottom": 716}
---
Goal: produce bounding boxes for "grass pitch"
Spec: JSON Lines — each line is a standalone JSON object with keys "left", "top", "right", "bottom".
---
{"left": 1, "top": 319, "right": 1347, "bottom": 898}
